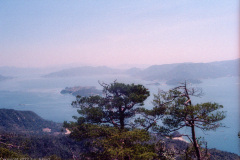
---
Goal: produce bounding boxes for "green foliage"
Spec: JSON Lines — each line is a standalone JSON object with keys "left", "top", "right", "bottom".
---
{"left": 0, "top": 132, "right": 85, "bottom": 159}
{"left": 96, "top": 129, "right": 157, "bottom": 160}
{"left": 180, "top": 138, "right": 210, "bottom": 160}
{"left": 64, "top": 81, "right": 228, "bottom": 160}
{"left": 64, "top": 81, "right": 156, "bottom": 159}
{"left": 0, "top": 147, "right": 27, "bottom": 158}
{"left": 0, "top": 103, "right": 236, "bottom": 160}
{"left": 44, "top": 154, "right": 62, "bottom": 160}
{"left": 151, "top": 87, "right": 226, "bottom": 133}
{"left": 146, "top": 82, "right": 226, "bottom": 160}
{"left": 154, "top": 140, "right": 176, "bottom": 160}
{"left": 0, "top": 109, "right": 62, "bottom": 135}
{"left": 61, "top": 86, "right": 102, "bottom": 96}
{"left": 69, "top": 81, "right": 150, "bottom": 130}
{"left": 208, "top": 148, "right": 240, "bottom": 160}
{"left": 64, "top": 122, "right": 158, "bottom": 159}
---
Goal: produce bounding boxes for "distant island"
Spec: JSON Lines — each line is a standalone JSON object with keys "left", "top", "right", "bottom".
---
{"left": 44, "top": 66, "right": 122, "bottom": 78}
{"left": 43, "top": 59, "right": 239, "bottom": 83}
{"left": 61, "top": 86, "right": 102, "bottom": 96}
{"left": 0, "top": 74, "right": 12, "bottom": 81}
{"left": 166, "top": 78, "right": 202, "bottom": 85}
{"left": 127, "top": 58, "right": 239, "bottom": 81}
{"left": 146, "top": 82, "right": 161, "bottom": 86}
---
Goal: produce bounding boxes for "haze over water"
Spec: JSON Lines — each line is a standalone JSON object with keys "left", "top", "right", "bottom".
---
{"left": 0, "top": 0, "right": 239, "bottom": 156}
{"left": 0, "top": 74, "right": 238, "bottom": 154}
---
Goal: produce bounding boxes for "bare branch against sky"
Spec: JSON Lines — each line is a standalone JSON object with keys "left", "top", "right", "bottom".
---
{"left": 0, "top": 0, "right": 239, "bottom": 68}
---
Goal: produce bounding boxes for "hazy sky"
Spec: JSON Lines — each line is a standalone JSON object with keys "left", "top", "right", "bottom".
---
{"left": 0, "top": 0, "right": 239, "bottom": 68}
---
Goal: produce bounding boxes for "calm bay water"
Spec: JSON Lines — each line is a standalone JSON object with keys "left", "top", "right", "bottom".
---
{"left": 0, "top": 75, "right": 239, "bottom": 154}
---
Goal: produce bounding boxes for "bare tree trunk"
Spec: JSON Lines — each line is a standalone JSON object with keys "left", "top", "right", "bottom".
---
{"left": 191, "top": 122, "right": 201, "bottom": 160}
{"left": 120, "top": 116, "right": 124, "bottom": 130}
{"left": 184, "top": 81, "right": 201, "bottom": 160}
{"left": 119, "top": 107, "right": 125, "bottom": 130}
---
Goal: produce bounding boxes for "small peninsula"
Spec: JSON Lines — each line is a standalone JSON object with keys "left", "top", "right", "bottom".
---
{"left": 166, "top": 78, "right": 202, "bottom": 85}
{"left": 61, "top": 86, "right": 102, "bottom": 96}
{"left": 0, "top": 74, "right": 12, "bottom": 81}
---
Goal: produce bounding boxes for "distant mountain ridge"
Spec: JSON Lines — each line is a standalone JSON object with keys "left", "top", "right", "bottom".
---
{"left": 129, "top": 59, "right": 239, "bottom": 81}
{"left": 43, "top": 59, "right": 239, "bottom": 84}
{"left": 0, "top": 74, "right": 11, "bottom": 81}
{"left": 44, "top": 66, "right": 123, "bottom": 78}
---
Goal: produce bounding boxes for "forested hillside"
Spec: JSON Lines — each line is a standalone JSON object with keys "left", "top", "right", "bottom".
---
{"left": 0, "top": 109, "right": 62, "bottom": 134}
{"left": 0, "top": 109, "right": 238, "bottom": 159}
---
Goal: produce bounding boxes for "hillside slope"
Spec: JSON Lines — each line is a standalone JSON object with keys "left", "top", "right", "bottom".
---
{"left": 0, "top": 109, "right": 238, "bottom": 159}
{"left": 0, "top": 109, "right": 62, "bottom": 134}
{"left": 44, "top": 59, "right": 239, "bottom": 84}
{"left": 126, "top": 59, "right": 239, "bottom": 85}
{"left": 44, "top": 66, "right": 122, "bottom": 77}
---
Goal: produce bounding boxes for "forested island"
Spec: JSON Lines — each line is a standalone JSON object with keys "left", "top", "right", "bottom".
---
{"left": 61, "top": 86, "right": 102, "bottom": 96}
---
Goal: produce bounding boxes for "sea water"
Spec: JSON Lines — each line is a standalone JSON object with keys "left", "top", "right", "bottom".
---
{"left": 0, "top": 75, "right": 239, "bottom": 154}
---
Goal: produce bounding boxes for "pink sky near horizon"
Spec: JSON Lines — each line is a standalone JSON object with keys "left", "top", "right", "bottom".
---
{"left": 0, "top": 1, "right": 239, "bottom": 68}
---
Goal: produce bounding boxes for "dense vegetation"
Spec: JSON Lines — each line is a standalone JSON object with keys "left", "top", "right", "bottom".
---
{"left": 64, "top": 82, "right": 154, "bottom": 159}
{"left": 0, "top": 109, "right": 62, "bottom": 135}
{"left": 142, "top": 82, "right": 226, "bottom": 160}
{"left": 0, "top": 132, "right": 239, "bottom": 160}
{"left": 0, "top": 81, "right": 238, "bottom": 159}
{"left": 0, "top": 108, "right": 238, "bottom": 159}
{"left": 63, "top": 81, "right": 233, "bottom": 160}
{"left": 61, "top": 86, "right": 102, "bottom": 96}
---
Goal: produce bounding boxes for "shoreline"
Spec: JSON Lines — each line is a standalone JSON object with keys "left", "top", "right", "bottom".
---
{"left": 172, "top": 136, "right": 189, "bottom": 143}
{"left": 166, "top": 136, "right": 189, "bottom": 143}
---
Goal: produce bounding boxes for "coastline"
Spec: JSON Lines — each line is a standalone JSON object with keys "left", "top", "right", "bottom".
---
{"left": 166, "top": 136, "right": 189, "bottom": 143}
{"left": 172, "top": 136, "right": 189, "bottom": 143}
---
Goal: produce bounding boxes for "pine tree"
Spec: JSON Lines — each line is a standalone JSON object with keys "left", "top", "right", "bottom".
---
{"left": 64, "top": 81, "right": 159, "bottom": 159}
{"left": 140, "top": 82, "right": 226, "bottom": 160}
